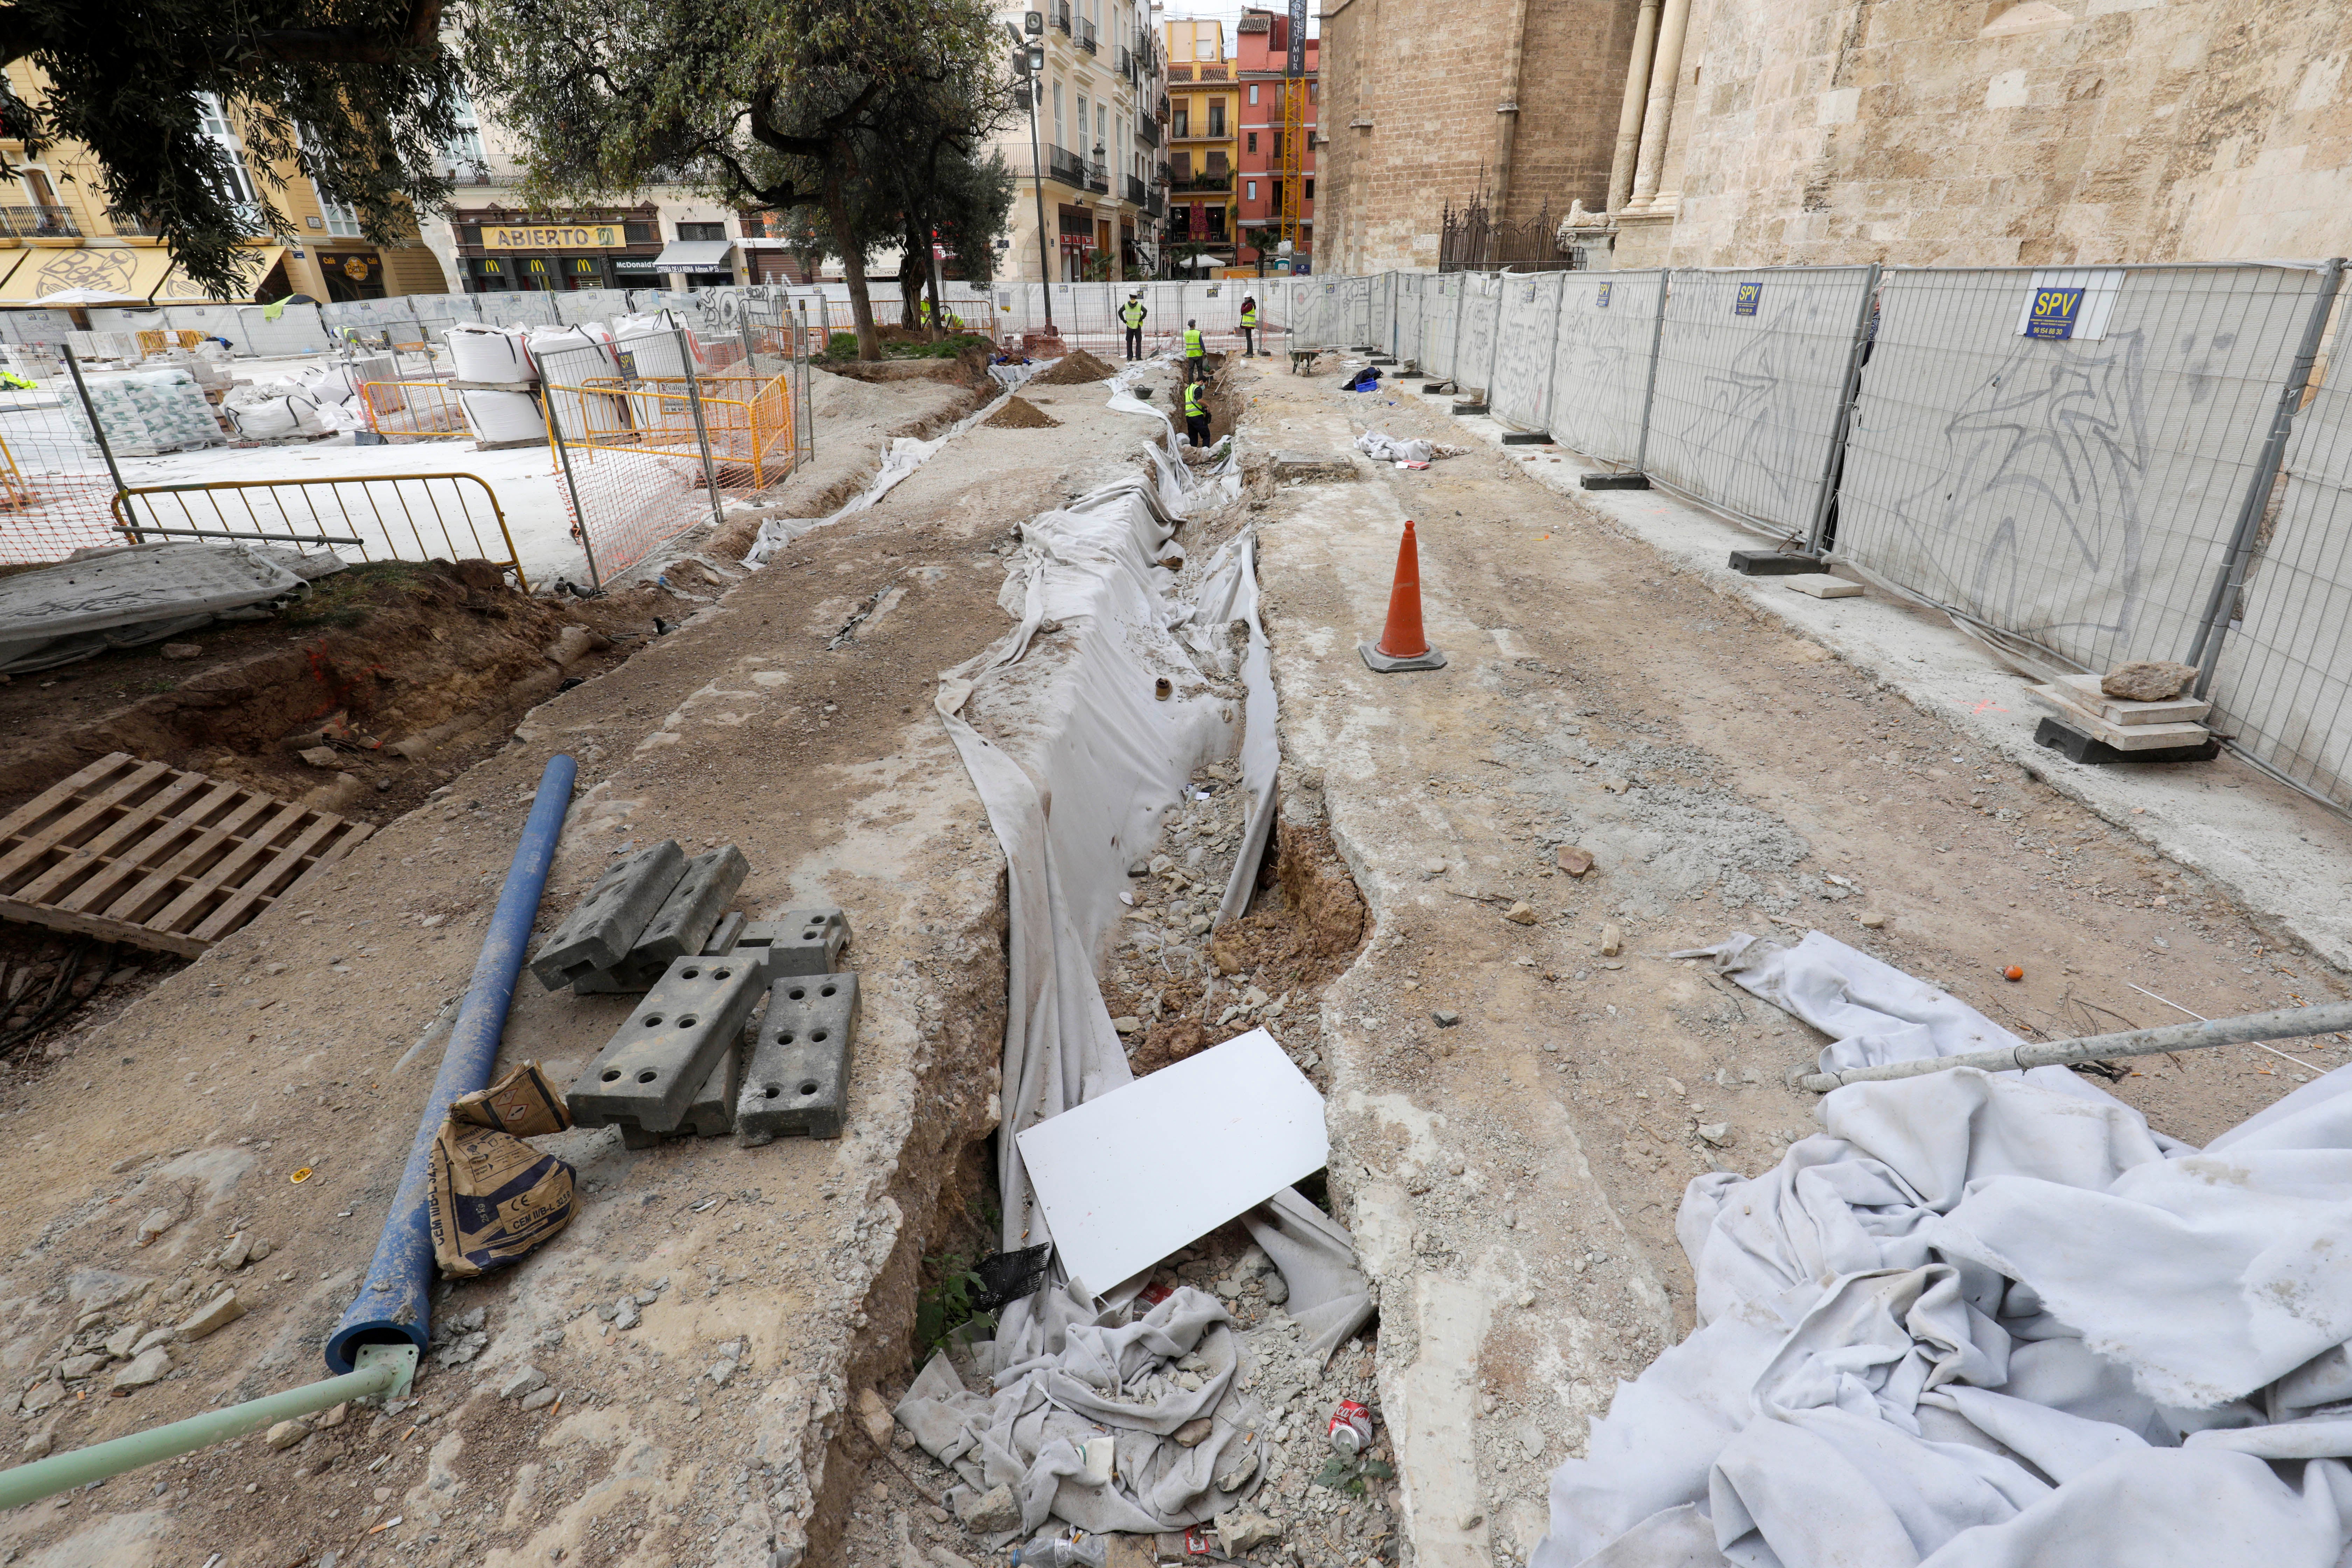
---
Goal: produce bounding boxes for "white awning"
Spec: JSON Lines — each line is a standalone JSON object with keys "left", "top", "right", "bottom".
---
{"left": 650, "top": 240, "right": 736, "bottom": 270}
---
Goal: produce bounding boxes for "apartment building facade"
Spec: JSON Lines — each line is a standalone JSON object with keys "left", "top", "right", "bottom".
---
{"left": 425, "top": 86, "right": 758, "bottom": 293}
{"left": 1232, "top": 8, "right": 1317, "bottom": 269}
{"left": 0, "top": 65, "right": 449, "bottom": 306}
{"left": 1163, "top": 17, "right": 1238, "bottom": 261}
{"left": 992, "top": 0, "right": 1164, "bottom": 281}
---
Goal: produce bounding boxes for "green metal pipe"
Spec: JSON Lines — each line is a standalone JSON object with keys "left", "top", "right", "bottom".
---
{"left": 0, "top": 1344, "right": 414, "bottom": 1510}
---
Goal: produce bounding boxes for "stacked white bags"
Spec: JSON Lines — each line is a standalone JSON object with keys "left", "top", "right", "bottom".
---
{"left": 80, "top": 368, "right": 226, "bottom": 456}
{"left": 459, "top": 390, "right": 545, "bottom": 446}
{"left": 447, "top": 324, "right": 535, "bottom": 384}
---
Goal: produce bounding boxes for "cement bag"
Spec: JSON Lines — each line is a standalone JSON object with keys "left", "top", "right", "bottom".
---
{"left": 448, "top": 324, "right": 534, "bottom": 384}
{"left": 225, "top": 396, "right": 301, "bottom": 439}
{"left": 426, "top": 1061, "right": 576, "bottom": 1279}
{"left": 461, "top": 388, "right": 545, "bottom": 446}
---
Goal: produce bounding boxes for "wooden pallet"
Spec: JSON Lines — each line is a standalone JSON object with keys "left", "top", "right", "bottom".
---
{"left": 0, "top": 754, "right": 374, "bottom": 957}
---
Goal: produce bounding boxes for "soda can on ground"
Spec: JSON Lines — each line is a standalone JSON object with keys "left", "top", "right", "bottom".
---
{"left": 1328, "top": 1398, "right": 1375, "bottom": 1454}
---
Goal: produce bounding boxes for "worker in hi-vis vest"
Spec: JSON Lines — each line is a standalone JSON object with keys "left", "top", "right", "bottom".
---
{"left": 1183, "top": 319, "right": 1205, "bottom": 381}
{"left": 1183, "top": 376, "right": 1210, "bottom": 448}
{"left": 1239, "top": 297, "right": 1258, "bottom": 358}
{"left": 1121, "top": 293, "right": 1148, "bottom": 361}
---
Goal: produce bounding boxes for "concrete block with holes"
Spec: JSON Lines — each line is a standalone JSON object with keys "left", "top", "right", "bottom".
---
{"left": 618, "top": 1038, "right": 744, "bottom": 1149}
{"left": 731, "top": 908, "right": 853, "bottom": 981}
{"left": 737, "top": 972, "right": 859, "bottom": 1143}
{"left": 570, "top": 845, "right": 749, "bottom": 993}
{"left": 530, "top": 841, "right": 687, "bottom": 991}
{"left": 565, "top": 952, "right": 771, "bottom": 1138}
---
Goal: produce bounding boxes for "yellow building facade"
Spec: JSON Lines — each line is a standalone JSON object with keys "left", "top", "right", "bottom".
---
{"left": 1162, "top": 18, "right": 1237, "bottom": 258}
{"left": 0, "top": 65, "right": 447, "bottom": 307}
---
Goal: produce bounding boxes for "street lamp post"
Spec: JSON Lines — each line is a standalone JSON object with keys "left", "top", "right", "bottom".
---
{"left": 1093, "top": 140, "right": 1109, "bottom": 281}
{"left": 1016, "top": 43, "right": 1056, "bottom": 324}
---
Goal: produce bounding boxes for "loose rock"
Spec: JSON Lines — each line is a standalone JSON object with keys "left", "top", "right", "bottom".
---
{"left": 298, "top": 746, "right": 342, "bottom": 770}
{"left": 1504, "top": 901, "right": 1539, "bottom": 926}
{"left": 112, "top": 1346, "right": 172, "bottom": 1390}
{"left": 1223, "top": 1511, "right": 1284, "bottom": 1552}
{"left": 160, "top": 643, "right": 203, "bottom": 660}
{"left": 1556, "top": 846, "right": 1595, "bottom": 876}
{"left": 1174, "top": 1416, "right": 1214, "bottom": 1448}
{"left": 857, "top": 1387, "right": 893, "bottom": 1447}
{"left": 2101, "top": 660, "right": 2199, "bottom": 702}
{"left": 135, "top": 1208, "right": 177, "bottom": 1246}
{"left": 1432, "top": 1010, "right": 1460, "bottom": 1028}
{"left": 265, "top": 1419, "right": 311, "bottom": 1450}
{"left": 520, "top": 1387, "right": 559, "bottom": 1412}
{"left": 496, "top": 1365, "right": 547, "bottom": 1400}
{"left": 178, "top": 1291, "right": 246, "bottom": 1340}
{"left": 955, "top": 1483, "right": 1021, "bottom": 1534}
{"left": 1600, "top": 922, "right": 1624, "bottom": 957}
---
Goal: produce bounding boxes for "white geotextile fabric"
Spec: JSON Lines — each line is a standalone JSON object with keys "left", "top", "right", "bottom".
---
{"left": 1355, "top": 432, "right": 1435, "bottom": 463}
{"left": 1536, "top": 930, "right": 2352, "bottom": 1568}
{"left": 743, "top": 387, "right": 1011, "bottom": 566}
{"left": 0, "top": 541, "right": 322, "bottom": 672}
{"left": 920, "top": 381, "right": 1372, "bottom": 1536}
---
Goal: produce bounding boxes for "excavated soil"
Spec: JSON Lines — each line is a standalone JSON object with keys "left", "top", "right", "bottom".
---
{"left": 982, "top": 395, "right": 1060, "bottom": 430}
{"left": 1029, "top": 348, "right": 1120, "bottom": 386}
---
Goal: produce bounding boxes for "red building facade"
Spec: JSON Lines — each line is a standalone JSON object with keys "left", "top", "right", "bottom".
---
{"left": 1232, "top": 8, "right": 1317, "bottom": 268}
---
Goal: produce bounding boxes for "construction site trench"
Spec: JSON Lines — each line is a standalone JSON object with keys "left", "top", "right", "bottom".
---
{"left": 0, "top": 342, "right": 2344, "bottom": 1568}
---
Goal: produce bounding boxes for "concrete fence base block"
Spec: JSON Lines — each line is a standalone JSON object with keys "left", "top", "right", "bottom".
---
{"left": 1580, "top": 473, "right": 1651, "bottom": 491}
{"left": 2033, "top": 716, "right": 2221, "bottom": 767}
{"left": 1727, "top": 550, "right": 1822, "bottom": 577}
{"left": 566, "top": 953, "right": 772, "bottom": 1138}
{"left": 529, "top": 841, "right": 688, "bottom": 991}
{"left": 732, "top": 909, "right": 853, "bottom": 981}
{"left": 738, "top": 973, "right": 860, "bottom": 1144}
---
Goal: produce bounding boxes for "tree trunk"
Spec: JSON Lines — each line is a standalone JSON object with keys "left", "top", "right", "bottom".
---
{"left": 924, "top": 238, "right": 945, "bottom": 340}
{"left": 898, "top": 238, "right": 924, "bottom": 335}
{"left": 825, "top": 168, "right": 880, "bottom": 362}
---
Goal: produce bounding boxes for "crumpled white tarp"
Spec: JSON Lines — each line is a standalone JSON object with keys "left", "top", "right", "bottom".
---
{"left": 921, "top": 391, "right": 1373, "bottom": 1536}
{"left": 1536, "top": 930, "right": 2352, "bottom": 1568}
{"left": 743, "top": 387, "right": 1012, "bottom": 566}
{"left": 897, "top": 1284, "right": 1267, "bottom": 1539}
{"left": 1355, "top": 432, "right": 1435, "bottom": 463}
{"left": 0, "top": 541, "right": 328, "bottom": 672}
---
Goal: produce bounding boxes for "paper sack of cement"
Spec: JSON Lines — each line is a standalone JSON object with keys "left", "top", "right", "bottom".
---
{"left": 427, "top": 1060, "right": 578, "bottom": 1279}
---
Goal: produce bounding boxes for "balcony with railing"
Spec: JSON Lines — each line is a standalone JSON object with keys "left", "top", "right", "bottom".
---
{"left": 1077, "top": 19, "right": 1096, "bottom": 53}
{"left": 1136, "top": 115, "right": 1160, "bottom": 148}
{"left": 1118, "top": 46, "right": 1133, "bottom": 79}
{"left": 1170, "top": 171, "right": 1231, "bottom": 193}
{"left": 1046, "top": 144, "right": 1087, "bottom": 186}
{"left": 1052, "top": 1, "right": 1070, "bottom": 34}
{"left": 105, "top": 212, "right": 162, "bottom": 238}
{"left": 4, "top": 206, "right": 80, "bottom": 239}
{"left": 441, "top": 159, "right": 525, "bottom": 188}
{"left": 1146, "top": 189, "right": 1165, "bottom": 218}
{"left": 1124, "top": 175, "right": 1147, "bottom": 206}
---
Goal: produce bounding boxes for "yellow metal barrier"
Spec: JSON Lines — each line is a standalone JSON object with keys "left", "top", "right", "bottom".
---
{"left": 358, "top": 379, "right": 470, "bottom": 441}
{"left": 108, "top": 473, "right": 527, "bottom": 589}
{"left": 548, "top": 371, "right": 799, "bottom": 488}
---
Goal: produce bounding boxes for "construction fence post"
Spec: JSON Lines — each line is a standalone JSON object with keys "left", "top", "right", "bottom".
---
{"left": 539, "top": 371, "right": 602, "bottom": 592}
{"left": 1540, "top": 270, "right": 1568, "bottom": 436}
{"left": 1805, "top": 260, "right": 1882, "bottom": 558}
{"left": 62, "top": 343, "right": 136, "bottom": 540}
{"left": 677, "top": 326, "right": 727, "bottom": 534}
{"left": 1632, "top": 270, "right": 1672, "bottom": 475}
{"left": 2185, "top": 255, "right": 2348, "bottom": 696}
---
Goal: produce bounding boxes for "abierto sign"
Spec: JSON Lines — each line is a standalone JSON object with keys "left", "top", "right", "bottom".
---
{"left": 481, "top": 223, "right": 625, "bottom": 251}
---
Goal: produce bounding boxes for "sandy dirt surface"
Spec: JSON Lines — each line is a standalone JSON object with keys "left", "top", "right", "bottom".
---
{"left": 0, "top": 369, "right": 1154, "bottom": 1568}
{"left": 1232, "top": 359, "right": 2352, "bottom": 1567}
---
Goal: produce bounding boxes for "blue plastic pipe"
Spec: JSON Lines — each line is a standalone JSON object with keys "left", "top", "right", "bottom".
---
{"left": 326, "top": 754, "right": 578, "bottom": 1373}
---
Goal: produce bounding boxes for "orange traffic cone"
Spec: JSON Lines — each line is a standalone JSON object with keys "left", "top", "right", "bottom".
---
{"left": 1359, "top": 520, "right": 1447, "bottom": 672}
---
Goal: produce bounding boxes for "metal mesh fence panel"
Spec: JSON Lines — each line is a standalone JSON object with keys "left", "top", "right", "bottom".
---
{"left": 1489, "top": 272, "right": 1565, "bottom": 433}
{"left": 539, "top": 329, "right": 727, "bottom": 586}
{"left": 1837, "top": 263, "right": 2331, "bottom": 677}
{"left": 0, "top": 357, "right": 125, "bottom": 564}
{"left": 1456, "top": 274, "right": 1501, "bottom": 394}
{"left": 1392, "top": 274, "right": 1424, "bottom": 367}
{"left": 1547, "top": 270, "right": 1665, "bottom": 468}
{"left": 477, "top": 294, "right": 561, "bottom": 329}
{"left": 1642, "top": 266, "right": 1875, "bottom": 541}
{"left": 1423, "top": 276, "right": 1462, "bottom": 383}
{"left": 2206, "top": 300, "right": 2352, "bottom": 809}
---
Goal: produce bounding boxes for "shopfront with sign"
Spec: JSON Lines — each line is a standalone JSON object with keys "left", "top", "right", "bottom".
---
{"left": 317, "top": 250, "right": 386, "bottom": 302}
{"left": 452, "top": 209, "right": 661, "bottom": 295}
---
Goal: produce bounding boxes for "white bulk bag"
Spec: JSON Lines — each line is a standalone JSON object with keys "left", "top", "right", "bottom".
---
{"left": 527, "top": 323, "right": 622, "bottom": 382}
{"left": 460, "top": 388, "right": 545, "bottom": 446}
{"left": 448, "top": 324, "right": 535, "bottom": 384}
{"left": 226, "top": 397, "right": 302, "bottom": 439}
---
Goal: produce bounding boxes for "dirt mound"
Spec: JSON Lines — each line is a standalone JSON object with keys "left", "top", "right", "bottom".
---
{"left": 1031, "top": 348, "right": 1119, "bottom": 386}
{"left": 984, "top": 395, "right": 1062, "bottom": 429}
